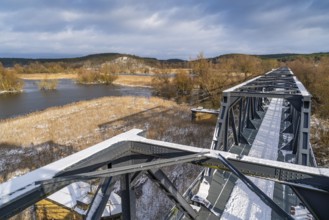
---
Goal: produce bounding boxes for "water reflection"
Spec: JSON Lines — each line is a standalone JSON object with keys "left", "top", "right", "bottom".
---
{"left": 0, "top": 79, "right": 152, "bottom": 119}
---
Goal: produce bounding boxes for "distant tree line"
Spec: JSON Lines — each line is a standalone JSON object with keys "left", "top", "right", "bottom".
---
{"left": 152, "top": 53, "right": 279, "bottom": 106}
{"left": 13, "top": 62, "right": 68, "bottom": 74}
{"left": 10, "top": 59, "right": 166, "bottom": 75}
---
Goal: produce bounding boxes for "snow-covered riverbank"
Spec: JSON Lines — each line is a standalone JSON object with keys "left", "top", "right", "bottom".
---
{"left": 0, "top": 89, "right": 22, "bottom": 94}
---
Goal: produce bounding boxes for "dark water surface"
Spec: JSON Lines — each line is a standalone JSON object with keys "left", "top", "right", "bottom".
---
{"left": 0, "top": 79, "right": 152, "bottom": 119}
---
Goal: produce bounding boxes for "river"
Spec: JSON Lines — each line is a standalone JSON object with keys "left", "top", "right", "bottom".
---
{"left": 0, "top": 79, "right": 152, "bottom": 119}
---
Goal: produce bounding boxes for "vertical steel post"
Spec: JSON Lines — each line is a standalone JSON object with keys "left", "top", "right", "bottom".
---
{"left": 250, "top": 97, "right": 255, "bottom": 120}
{"left": 230, "top": 109, "right": 239, "bottom": 146}
{"left": 121, "top": 174, "right": 136, "bottom": 220}
{"left": 211, "top": 92, "right": 230, "bottom": 151}
{"left": 244, "top": 98, "right": 250, "bottom": 128}
{"left": 238, "top": 98, "right": 243, "bottom": 142}
{"left": 85, "top": 177, "right": 113, "bottom": 220}
{"left": 297, "top": 98, "right": 312, "bottom": 166}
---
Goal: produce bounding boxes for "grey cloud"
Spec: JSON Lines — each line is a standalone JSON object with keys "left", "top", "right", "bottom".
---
{"left": 0, "top": 0, "right": 328, "bottom": 59}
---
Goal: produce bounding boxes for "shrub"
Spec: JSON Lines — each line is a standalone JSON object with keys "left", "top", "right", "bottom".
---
{"left": 173, "top": 69, "right": 193, "bottom": 95}
{"left": 152, "top": 70, "right": 176, "bottom": 98}
{"left": 38, "top": 78, "right": 58, "bottom": 90}
{"left": 76, "top": 65, "right": 118, "bottom": 85}
{"left": 76, "top": 68, "right": 98, "bottom": 84}
{"left": 100, "top": 63, "right": 118, "bottom": 84}
{"left": 0, "top": 63, "right": 23, "bottom": 92}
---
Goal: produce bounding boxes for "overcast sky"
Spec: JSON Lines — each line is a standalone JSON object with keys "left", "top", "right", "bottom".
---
{"left": 0, "top": 0, "right": 328, "bottom": 59}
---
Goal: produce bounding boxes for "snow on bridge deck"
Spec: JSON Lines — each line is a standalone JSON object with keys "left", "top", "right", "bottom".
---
{"left": 221, "top": 98, "right": 284, "bottom": 220}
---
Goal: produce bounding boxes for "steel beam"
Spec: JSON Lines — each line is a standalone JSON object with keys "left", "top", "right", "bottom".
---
{"left": 291, "top": 186, "right": 329, "bottom": 220}
{"left": 238, "top": 98, "right": 243, "bottom": 142}
{"left": 230, "top": 91, "right": 302, "bottom": 99}
{"left": 241, "top": 98, "right": 248, "bottom": 132}
{"left": 147, "top": 169, "right": 197, "bottom": 220}
{"left": 121, "top": 173, "right": 136, "bottom": 220}
{"left": 1, "top": 134, "right": 329, "bottom": 219}
{"left": 85, "top": 177, "right": 113, "bottom": 220}
{"left": 229, "top": 109, "right": 239, "bottom": 146}
{"left": 211, "top": 93, "right": 229, "bottom": 150}
{"left": 0, "top": 180, "right": 72, "bottom": 219}
{"left": 37, "top": 153, "right": 209, "bottom": 184}
{"left": 37, "top": 151, "right": 329, "bottom": 194}
{"left": 214, "top": 152, "right": 293, "bottom": 220}
{"left": 55, "top": 141, "right": 131, "bottom": 177}
{"left": 297, "top": 99, "right": 312, "bottom": 166}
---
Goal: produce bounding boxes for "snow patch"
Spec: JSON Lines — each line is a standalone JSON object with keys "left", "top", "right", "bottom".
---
{"left": 222, "top": 98, "right": 284, "bottom": 220}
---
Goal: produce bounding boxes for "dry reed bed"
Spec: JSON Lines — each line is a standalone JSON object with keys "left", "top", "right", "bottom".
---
{"left": 18, "top": 73, "right": 77, "bottom": 80}
{"left": 18, "top": 74, "right": 153, "bottom": 87}
{"left": 311, "top": 116, "right": 329, "bottom": 167}
{"left": 0, "top": 97, "right": 172, "bottom": 148}
{"left": 114, "top": 75, "right": 153, "bottom": 87}
{"left": 0, "top": 96, "right": 215, "bottom": 182}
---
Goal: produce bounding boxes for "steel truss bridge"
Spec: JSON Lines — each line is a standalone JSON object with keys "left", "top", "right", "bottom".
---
{"left": 1, "top": 67, "right": 329, "bottom": 220}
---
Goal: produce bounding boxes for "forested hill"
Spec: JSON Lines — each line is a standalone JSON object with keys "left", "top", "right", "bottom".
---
{"left": 0, "top": 53, "right": 187, "bottom": 68}
{"left": 1, "top": 52, "right": 328, "bottom": 68}
{"left": 212, "top": 52, "right": 329, "bottom": 62}
{"left": 256, "top": 52, "right": 329, "bottom": 61}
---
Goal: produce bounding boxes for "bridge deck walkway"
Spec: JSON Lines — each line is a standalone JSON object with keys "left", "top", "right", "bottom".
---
{"left": 272, "top": 102, "right": 300, "bottom": 219}
{"left": 196, "top": 98, "right": 287, "bottom": 219}
{"left": 220, "top": 98, "right": 283, "bottom": 220}
{"left": 195, "top": 109, "right": 266, "bottom": 219}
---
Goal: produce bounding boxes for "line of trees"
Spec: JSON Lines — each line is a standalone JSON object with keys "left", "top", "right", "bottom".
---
{"left": 13, "top": 60, "right": 153, "bottom": 75}
{"left": 13, "top": 62, "right": 67, "bottom": 74}
{"left": 152, "top": 53, "right": 279, "bottom": 106}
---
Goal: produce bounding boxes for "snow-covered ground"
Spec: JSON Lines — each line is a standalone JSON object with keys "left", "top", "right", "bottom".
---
{"left": 221, "top": 98, "right": 283, "bottom": 220}
{"left": 44, "top": 181, "right": 121, "bottom": 218}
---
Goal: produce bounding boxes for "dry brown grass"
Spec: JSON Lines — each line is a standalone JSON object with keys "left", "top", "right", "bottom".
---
{"left": 311, "top": 116, "right": 329, "bottom": 167}
{"left": 19, "top": 73, "right": 154, "bottom": 88}
{"left": 0, "top": 96, "right": 175, "bottom": 149}
{"left": 18, "top": 73, "right": 77, "bottom": 80}
{"left": 0, "top": 96, "right": 215, "bottom": 181}
{"left": 113, "top": 75, "right": 153, "bottom": 87}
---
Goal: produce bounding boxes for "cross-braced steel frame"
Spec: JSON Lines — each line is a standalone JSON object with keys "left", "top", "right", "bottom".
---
{"left": 0, "top": 68, "right": 327, "bottom": 220}
{"left": 212, "top": 67, "right": 312, "bottom": 166}
{"left": 1, "top": 129, "right": 329, "bottom": 220}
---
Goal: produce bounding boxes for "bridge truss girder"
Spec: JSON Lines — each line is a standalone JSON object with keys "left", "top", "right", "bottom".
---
{"left": 1, "top": 129, "right": 329, "bottom": 220}
{"left": 213, "top": 67, "right": 313, "bottom": 166}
